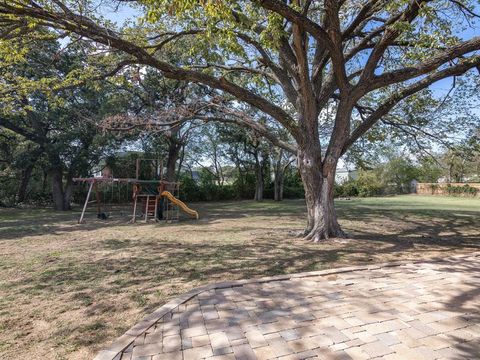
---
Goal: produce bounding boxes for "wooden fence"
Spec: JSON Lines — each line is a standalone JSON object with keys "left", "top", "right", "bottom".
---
{"left": 415, "top": 182, "right": 480, "bottom": 196}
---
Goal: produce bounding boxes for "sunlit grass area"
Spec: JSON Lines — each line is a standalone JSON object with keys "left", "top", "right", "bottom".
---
{"left": 0, "top": 195, "right": 478, "bottom": 359}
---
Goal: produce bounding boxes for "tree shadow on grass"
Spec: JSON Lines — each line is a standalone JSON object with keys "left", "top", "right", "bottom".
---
{"left": 0, "top": 201, "right": 295, "bottom": 240}
{"left": 1, "top": 197, "right": 479, "bottom": 244}
{"left": 2, "top": 197, "right": 479, "bottom": 359}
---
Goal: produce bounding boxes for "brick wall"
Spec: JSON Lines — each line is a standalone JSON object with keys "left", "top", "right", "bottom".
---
{"left": 416, "top": 182, "right": 480, "bottom": 196}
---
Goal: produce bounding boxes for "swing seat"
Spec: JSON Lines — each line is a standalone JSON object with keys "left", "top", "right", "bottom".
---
{"left": 97, "top": 212, "right": 109, "bottom": 220}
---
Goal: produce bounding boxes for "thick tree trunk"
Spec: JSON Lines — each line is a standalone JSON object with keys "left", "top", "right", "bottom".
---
{"left": 63, "top": 177, "right": 74, "bottom": 210}
{"left": 298, "top": 147, "right": 345, "bottom": 241}
{"left": 49, "top": 154, "right": 71, "bottom": 211}
{"left": 176, "top": 143, "right": 185, "bottom": 180}
{"left": 51, "top": 166, "right": 66, "bottom": 211}
{"left": 165, "top": 140, "right": 181, "bottom": 182}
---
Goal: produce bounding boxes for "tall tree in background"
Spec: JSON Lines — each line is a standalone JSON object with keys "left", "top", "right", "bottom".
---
{"left": 273, "top": 148, "right": 296, "bottom": 201}
{"left": 1, "top": 0, "right": 480, "bottom": 240}
{"left": 0, "top": 39, "right": 118, "bottom": 210}
{"left": 442, "top": 129, "right": 480, "bottom": 182}
{"left": 213, "top": 124, "right": 272, "bottom": 201}
{"left": 0, "top": 130, "right": 45, "bottom": 205}
{"left": 99, "top": 68, "right": 208, "bottom": 182}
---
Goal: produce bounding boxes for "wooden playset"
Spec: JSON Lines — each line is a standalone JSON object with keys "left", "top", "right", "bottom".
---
{"left": 73, "top": 158, "right": 198, "bottom": 224}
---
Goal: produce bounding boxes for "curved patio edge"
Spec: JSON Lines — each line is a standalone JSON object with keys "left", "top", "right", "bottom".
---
{"left": 92, "top": 259, "right": 427, "bottom": 360}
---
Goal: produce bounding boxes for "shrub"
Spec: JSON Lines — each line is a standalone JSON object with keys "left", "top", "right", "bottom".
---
{"left": 343, "top": 181, "right": 360, "bottom": 197}
{"left": 356, "top": 170, "right": 385, "bottom": 197}
{"left": 357, "top": 182, "right": 384, "bottom": 197}
{"left": 445, "top": 184, "right": 478, "bottom": 197}
{"left": 429, "top": 183, "right": 439, "bottom": 194}
{"left": 334, "top": 170, "right": 386, "bottom": 198}
{"left": 180, "top": 175, "right": 201, "bottom": 202}
{"left": 283, "top": 185, "right": 305, "bottom": 199}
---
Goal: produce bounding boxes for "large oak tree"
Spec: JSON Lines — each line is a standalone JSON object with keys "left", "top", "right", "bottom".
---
{"left": 1, "top": 0, "right": 479, "bottom": 240}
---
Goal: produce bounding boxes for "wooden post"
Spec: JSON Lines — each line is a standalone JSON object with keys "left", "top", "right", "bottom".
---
{"left": 95, "top": 182, "right": 101, "bottom": 215}
{"left": 145, "top": 195, "right": 150, "bottom": 222}
{"left": 131, "top": 184, "right": 138, "bottom": 223}
{"left": 154, "top": 196, "right": 158, "bottom": 222}
{"left": 78, "top": 181, "right": 94, "bottom": 224}
{"left": 132, "top": 197, "right": 137, "bottom": 223}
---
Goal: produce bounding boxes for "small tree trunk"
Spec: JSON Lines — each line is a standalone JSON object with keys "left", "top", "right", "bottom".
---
{"left": 274, "top": 171, "right": 284, "bottom": 201}
{"left": 17, "top": 147, "right": 42, "bottom": 203}
{"left": 274, "top": 149, "right": 285, "bottom": 201}
{"left": 42, "top": 169, "right": 48, "bottom": 192}
{"left": 298, "top": 147, "right": 345, "bottom": 241}
{"left": 17, "top": 164, "right": 34, "bottom": 203}
{"left": 254, "top": 154, "right": 263, "bottom": 201}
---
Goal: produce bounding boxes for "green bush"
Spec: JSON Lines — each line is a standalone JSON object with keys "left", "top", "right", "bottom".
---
{"left": 335, "top": 181, "right": 359, "bottom": 197}
{"left": 358, "top": 183, "right": 384, "bottom": 197}
{"left": 429, "top": 183, "right": 439, "bottom": 194}
{"left": 179, "top": 175, "right": 202, "bottom": 202}
{"left": 179, "top": 170, "right": 255, "bottom": 202}
{"left": 283, "top": 185, "right": 305, "bottom": 199}
{"left": 445, "top": 184, "right": 478, "bottom": 197}
{"left": 0, "top": 173, "right": 18, "bottom": 207}
{"left": 334, "top": 170, "right": 385, "bottom": 198}
{"left": 358, "top": 171, "right": 386, "bottom": 196}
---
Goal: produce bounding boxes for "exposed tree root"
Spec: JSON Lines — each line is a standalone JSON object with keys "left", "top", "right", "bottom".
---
{"left": 302, "top": 225, "right": 346, "bottom": 242}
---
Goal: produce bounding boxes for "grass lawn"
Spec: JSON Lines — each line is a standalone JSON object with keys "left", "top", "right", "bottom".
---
{"left": 0, "top": 195, "right": 478, "bottom": 359}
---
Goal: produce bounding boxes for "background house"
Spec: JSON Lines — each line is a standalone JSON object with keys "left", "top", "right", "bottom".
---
{"left": 335, "top": 167, "right": 358, "bottom": 184}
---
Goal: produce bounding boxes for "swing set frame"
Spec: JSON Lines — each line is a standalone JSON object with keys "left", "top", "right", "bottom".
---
{"left": 74, "top": 158, "right": 181, "bottom": 224}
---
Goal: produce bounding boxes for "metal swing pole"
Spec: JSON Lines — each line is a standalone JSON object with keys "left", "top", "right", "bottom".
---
{"left": 79, "top": 181, "right": 94, "bottom": 224}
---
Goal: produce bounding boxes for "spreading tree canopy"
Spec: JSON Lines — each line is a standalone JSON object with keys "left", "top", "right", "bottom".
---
{"left": 1, "top": 0, "right": 479, "bottom": 240}
{"left": 0, "top": 36, "right": 121, "bottom": 210}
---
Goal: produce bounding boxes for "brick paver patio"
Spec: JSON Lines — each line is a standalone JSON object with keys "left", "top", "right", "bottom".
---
{"left": 95, "top": 254, "right": 480, "bottom": 360}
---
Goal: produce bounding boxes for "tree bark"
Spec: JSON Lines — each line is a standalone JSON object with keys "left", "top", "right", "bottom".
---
{"left": 16, "top": 146, "right": 43, "bottom": 203}
{"left": 63, "top": 176, "right": 74, "bottom": 210}
{"left": 176, "top": 143, "right": 185, "bottom": 180}
{"left": 165, "top": 139, "right": 181, "bottom": 182}
{"left": 254, "top": 152, "right": 264, "bottom": 201}
{"left": 42, "top": 169, "right": 48, "bottom": 192}
{"left": 17, "top": 163, "right": 34, "bottom": 203}
{"left": 49, "top": 154, "right": 71, "bottom": 211}
{"left": 274, "top": 169, "right": 284, "bottom": 201}
{"left": 274, "top": 150, "right": 284, "bottom": 201}
{"left": 298, "top": 147, "right": 345, "bottom": 242}
{"left": 51, "top": 165, "right": 66, "bottom": 211}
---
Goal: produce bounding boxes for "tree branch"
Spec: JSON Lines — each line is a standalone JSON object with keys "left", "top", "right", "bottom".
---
{"left": 370, "top": 37, "right": 480, "bottom": 90}
{"left": 343, "top": 56, "right": 480, "bottom": 154}
{"left": 1, "top": 1, "right": 300, "bottom": 138}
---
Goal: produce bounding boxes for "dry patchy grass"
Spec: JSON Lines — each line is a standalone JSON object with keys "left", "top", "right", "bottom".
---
{"left": 0, "top": 195, "right": 478, "bottom": 359}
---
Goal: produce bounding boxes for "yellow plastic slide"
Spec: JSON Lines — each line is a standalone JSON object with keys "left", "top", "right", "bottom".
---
{"left": 160, "top": 191, "right": 199, "bottom": 219}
